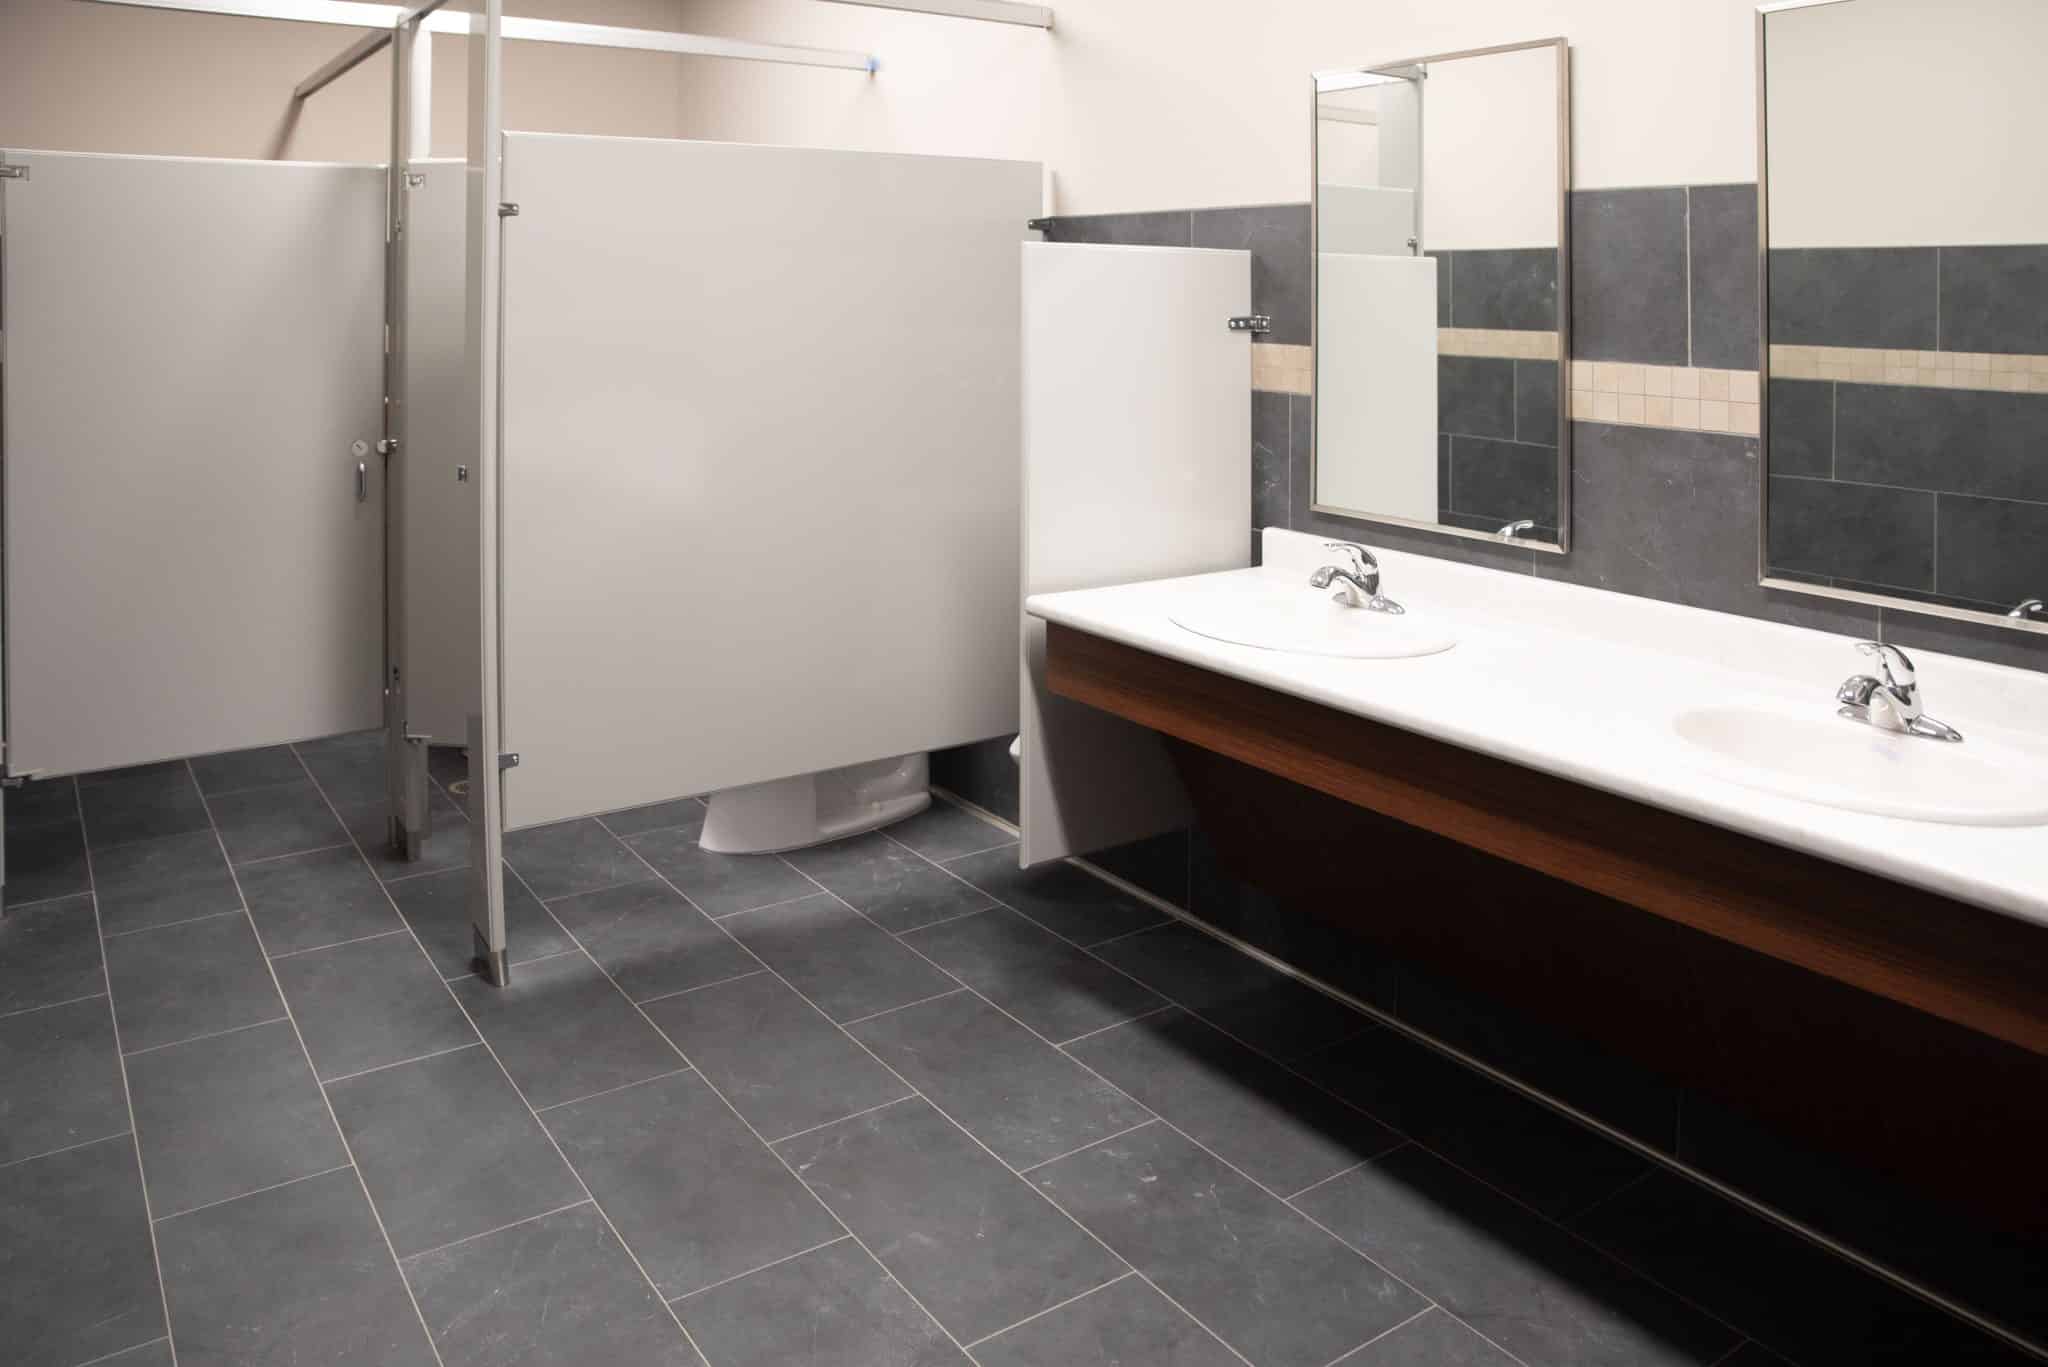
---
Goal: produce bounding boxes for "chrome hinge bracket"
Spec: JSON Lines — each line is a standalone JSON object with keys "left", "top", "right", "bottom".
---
{"left": 0, "top": 164, "right": 28, "bottom": 181}
{"left": 377, "top": 437, "right": 400, "bottom": 456}
{"left": 1228, "top": 315, "right": 1272, "bottom": 334}
{"left": 498, "top": 202, "right": 520, "bottom": 218}
{"left": 498, "top": 752, "right": 520, "bottom": 771}
{"left": 1025, "top": 216, "right": 1054, "bottom": 232}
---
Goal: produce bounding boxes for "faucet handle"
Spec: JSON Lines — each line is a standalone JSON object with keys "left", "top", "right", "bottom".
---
{"left": 1855, "top": 641, "right": 1917, "bottom": 691}
{"left": 1321, "top": 541, "right": 1378, "bottom": 575}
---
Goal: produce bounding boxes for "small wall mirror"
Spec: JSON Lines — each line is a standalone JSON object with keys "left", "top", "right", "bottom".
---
{"left": 1311, "top": 37, "right": 1572, "bottom": 551}
{"left": 1759, "top": 0, "right": 2048, "bottom": 632}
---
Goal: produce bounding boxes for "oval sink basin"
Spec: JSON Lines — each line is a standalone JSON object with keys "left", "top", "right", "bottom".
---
{"left": 1671, "top": 702, "right": 2048, "bottom": 827}
{"left": 1170, "top": 590, "right": 1456, "bottom": 659}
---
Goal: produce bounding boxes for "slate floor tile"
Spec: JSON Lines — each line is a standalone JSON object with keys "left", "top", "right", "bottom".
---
{"left": 239, "top": 842, "right": 406, "bottom": 956}
{"left": 190, "top": 744, "right": 306, "bottom": 796}
{"left": 719, "top": 893, "right": 955, "bottom": 1024}
{"left": 1296, "top": 1024, "right": 1648, "bottom": 1222}
{"left": 1292, "top": 1147, "right": 1738, "bottom": 1367}
{"left": 79, "top": 765, "right": 211, "bottom": 849}
{"left": 971, "top": 1272, "right": 1240, "bottom": 1367}
{"left": 449, "top": 950, "right": 681, "bottom": 1109}
{"left": 597, "top": 796, "right": 705, "bottom": 838}
{"left": 156, "top": 1166, "right": 437, "bottom": 1366}
{"left": 1090, "top": 921, "right": 1368, "bottom": 1060}
{"left": 548, "top": 878, "right": 758, "bottom": 1003}
{"left": 273, "top": 931, "right": 476, "bottom": 1080}
{"left": 328, "top": 1043, "right": 582, "bottom": 1257}
{"left": 91, "top": 831, "right": 242, "bottom": 937}
{"left": 1571, "top": 1172, "right": 2032, "bottom": 1366}
{"left": 1333, "top": 1307, "right": 1518, "bottom": 1366}
{"left": 1030, "top": 1122, "right": 1424, "bottom": 1367}
{"left": 626, "top": 821, "right": 821, "bottom": 919}
{"left": 0, "top": 1134, "right": 165, "bottom": 1367}
{"left": 205, "top": 779, "right": 348, "bottom": 864}
{"left": 0, "top": 995, "right": 127, "bottom": 1165}
{"left": 103, "top": 913, "right": 283, "bottom": 1054}
{"left": 0, "top": 892, "right": 105, "bottom": 1014}
{"left": 884, "top": 798, "right": 1017, "bottom": 862}
{"left": 903, "top": 905, "right": 1164, "bottom": 1045}
{"left": 4, "top": 818, "right": 92, "bottom": 904}
{"left": 1069, "top": 1007, "right": 1401, "bottom": 1197}
{"left": 944, "top": 847, "right": 1168, "bottom": 946}
{"left": 126, "top": 1018, "right": 346, "bottom": 1219}
{"left": 849, "top": 990, "right": 1151, "bottom": 1169}
{"left": 786, "top": 833, "right": 994, "bottom": 934}
{"left": 292, "top": 730, "right": 387, "bottom": 806}
{"left": 391, "top": 864, "right": 576, "bottom": 980}
{"left": 7, "top": 774, "right": 82, "bottom": 828}
{"left": 545, "top": 1069, "right": 840, "bottom": 1299}
{"left": 406, "top": 1202, "right": 705, "bottom": 1367}
{"left": 776, "top": 1098, "right": 1126, "bottom": 1344}
{"left": 676, "top": 1238, "right": 966, "bottom": 1367}
{"left": 643, "top": 970, "right": 913, "bottom": 1142}
{"left": 504, "top": 818, "right": 647, "bottom": 901}
{"left": 90, "top": 1338, "right": 176, "bottom": 1365}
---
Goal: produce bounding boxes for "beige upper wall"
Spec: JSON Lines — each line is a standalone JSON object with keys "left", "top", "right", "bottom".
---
{"left": 6, "top": 0, "right": 1762, "bottom": 207}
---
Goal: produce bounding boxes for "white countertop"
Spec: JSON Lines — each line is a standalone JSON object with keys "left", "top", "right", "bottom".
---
{"left": 1025, "top": 528, "right": 2048, "bottom": 929}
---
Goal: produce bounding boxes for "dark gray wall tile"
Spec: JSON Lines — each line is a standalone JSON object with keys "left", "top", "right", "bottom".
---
{"left": 1253, "top": 389, "right": 1290, "bottom": 542}
{"left": 0, "top": 1134, "right": 165, "bottom": 1367}
{"left": 1516, "top": 359, "right": 1559, "bottom": 446}
{"left": 1192, "top": 203, "right": 1311, "bottom": 345}
{"left": 1449, "top": 248, "right": 1559, "bottom": 332}
{"left": 1447, "top": 437, "right": 1558, "bottom": 526}
{"left": 0, "top": 996, "right": 126, "bottom": 1165}
{"left": 1767, "top": 477, "right": 1935, "bottom": 592}
{"left": 1878, "top": 606, "right": 2048, "bottom": 674}
{"left": 1572, "top": 189, "right": 1688, "bottom": 363}
{"left": 675, "top": 1239, "right": 964, "bottom": 1367}
{"left": 1935, "top": 494, "right": 2048, "bottom": 609}
{"left": 1042, "top": 212, "right": 1191, "bottom": 248}
{"left": 1938, "top": 244, "right": 2048, "bottom": 354}
{"left": 1430, "top": 251, "right": 1451, "bottom": 326}
{"left": 1439, "top": 356, "right": 1516, "bottom": 440}
{"left": 1689, "top": 184, "right": 1759, "bottom": 368}
{"left": 1767, "top": 378, "right": 1833, "bottom": 478}
{"left": 1768, "top": 247, "right": 1937, "bottom": 350}
{"left": 1834, "top": 383, "right": 2048, "bottom": 503}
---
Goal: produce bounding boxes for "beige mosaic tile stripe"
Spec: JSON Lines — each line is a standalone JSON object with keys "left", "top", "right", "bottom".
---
{"left": 1437, "top": 328, "right": 1560, "bottom": 360}
{"left": 1770, "top": 344, "right": 2048, "bottom": 394}
{"left": 1252, "top": 343, "right": 1312, "bottom": 396}
{"left": 1567, "top": 361, "right": 1761, "bottom": 436}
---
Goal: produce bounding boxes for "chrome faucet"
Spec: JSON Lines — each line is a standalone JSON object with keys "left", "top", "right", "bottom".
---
{"left": 2009, "top": 598, "right": 2045, "bottom": 622}
{"left": 1496, "top": 519, "right": 1536, "bottom": 541}
{"left": 1836, "top": 641, "right": 1963, "bottom": 742}
{"left": 1309, "top": 541, "right": 1404, "bottom": 614}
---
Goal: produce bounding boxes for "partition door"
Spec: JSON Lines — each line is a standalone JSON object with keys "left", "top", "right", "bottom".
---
{"left": 1, "top": 151, "right": 387, "bottom": 777}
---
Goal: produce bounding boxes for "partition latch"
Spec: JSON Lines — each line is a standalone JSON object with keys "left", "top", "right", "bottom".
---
{"left": 0, "top": 165, "right": 26, "bottom": 181}
{"left": 498, "top": 202, "right": 520, "bottom": 218}
{"left": 498, "top": 752, "right": 521, "bottom": 771}
{"left": 1227, "top": 315, "right": 1272, "bottom": 334}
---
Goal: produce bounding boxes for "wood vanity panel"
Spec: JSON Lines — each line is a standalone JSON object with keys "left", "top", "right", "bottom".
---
{"left": 1044, "top": 622, "right": 2048, "bottom": 1058}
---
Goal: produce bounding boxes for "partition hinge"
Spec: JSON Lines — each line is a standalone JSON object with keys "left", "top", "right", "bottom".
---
{"left": 0, "top": 164, "right": 28, "bottom": 181}
{"left": 377, "top": 437, "right": 400, "bottom": 456}
{"left": 1228, "top": 315, "right": 1272, "bottom": 335}
{"left": 404, "top": 172, "right": 425, "bottom": 189}
{"left": 498, "top": 752, "right": 520, "bottom": 771}
{"left": 498, "top": 202, "right": 520, "bottom": 218}
{"left": 1026, "top": 216, "right": 1053, "bottom": 232}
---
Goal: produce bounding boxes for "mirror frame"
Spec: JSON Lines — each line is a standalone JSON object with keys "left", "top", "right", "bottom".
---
{"left": 1753, "top": 0, "right": 2048, "bottom": 635}
{"left": 1309, "top": 35, "right": 1573, "bottom": 553}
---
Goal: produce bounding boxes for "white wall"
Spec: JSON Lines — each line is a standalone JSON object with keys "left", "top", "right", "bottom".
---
{"left": 1765, "top": 0, "right": 2048, "bottom": 248}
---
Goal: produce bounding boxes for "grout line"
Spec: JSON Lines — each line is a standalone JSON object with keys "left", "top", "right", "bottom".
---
{"left": 0, "top": 989, "right": 109, "bottom": 1020}
{"left": 535, "top": 873, "right": 664, "bottom": 906}
{"left": 913, "top": 835, "right": 1020, "bottom": 863}
{"left": 667, "top": 1233, "right": 855, "bottom": 1303}
{"left": 1322, "top": 1305, "right": 1439, "bottom": 1366}
{"left": 762, "top": 1093, "right": 920, "bottom": 1148}
{"left": 838, "top": 985, "right": 969, "bottom": 1027}
{"left": 71, "top": 781, "right": 183, "bottom": 1367}
{"left": 1054, "top": 1003, "right": 1177, "bottom": 1048}
{"left": 961, "top": 1268, "right": 1140, "bottom": 1350}
{"left": 1281, "top": 1147, "right": 1400, "bottom": 1204}
{"left": 926, "top": 787, "right": 1020, "bottom": 841}
{"left": 320, "top": 1040, "right": 482, "bottom": 1087}
{"left": 99, "top": 907, "right": 248, "bottom": 941}
{"left": 122, "top": 1015, "right": 291, "bottom": 1059}
{"left": 632, "top": 967, "right": 767, "bottom": 1007}
{"left": 0, "top": 1128, "right": 134, "bottom": 1171}
{"left": 65, "top": 1334, "right": 176, "bottom": 1367}
{"left": 400, "top": 1198, "right": 596, "bottom": 1262}
{"left": 0, "top": 887, "right": 96, "bottom": 912}
{"left": 893, "top": 902, "right": 998, "bottom": 936}
{"left": 228, "top": 841, "right": 354, "bottom": 869}
{"left": 206, "top": 757, "right": 450, "bottom": 1367}
{"left": 1014, "top": 1118, "right": 1161, "bottom": 1175}
{"left": 379, "top": 860, "right": 463, "bottom": 887}
{"left": 152, "top": 1162, "right": 355, "bottom": 1225}
{"left": 531, "top": 1064, "right": 694, "bottom": 1114}
{"left": 708, "top": 889, "right": 832, "bottom": 922}
{"left": 266, "top": 926, "right": 413, "bottom": 960}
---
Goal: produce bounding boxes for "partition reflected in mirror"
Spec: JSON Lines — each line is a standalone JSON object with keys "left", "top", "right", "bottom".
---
{"left": 1312, "top": 38, "right": 1570, "bottom": 551}
{"left": 1760, "top": 0, "right": 2048, "bottom": 633}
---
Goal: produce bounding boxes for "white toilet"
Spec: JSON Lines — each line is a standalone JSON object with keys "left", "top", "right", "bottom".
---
{"left": 700, "top": 752, "right": 931, "bottom": 854}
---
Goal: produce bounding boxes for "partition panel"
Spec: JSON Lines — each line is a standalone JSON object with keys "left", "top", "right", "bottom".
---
{"left": 1, "top": 151, "right": 386, "bottom": 777}
{"left": 496, "top": 133, "right": 1039, "bottom": 830}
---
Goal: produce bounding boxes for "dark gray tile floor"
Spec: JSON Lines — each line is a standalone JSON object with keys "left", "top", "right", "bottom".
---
{"left": 1, "top": 743, "right": 2033, "bottom": 1366}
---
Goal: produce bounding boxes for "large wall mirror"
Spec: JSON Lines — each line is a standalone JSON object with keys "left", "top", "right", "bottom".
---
{"left": 1760, "top": 0, "right": 2048, "bottom": 632}
{"left": 1311, "top": 38, "right": 1571, "bottom": 551}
